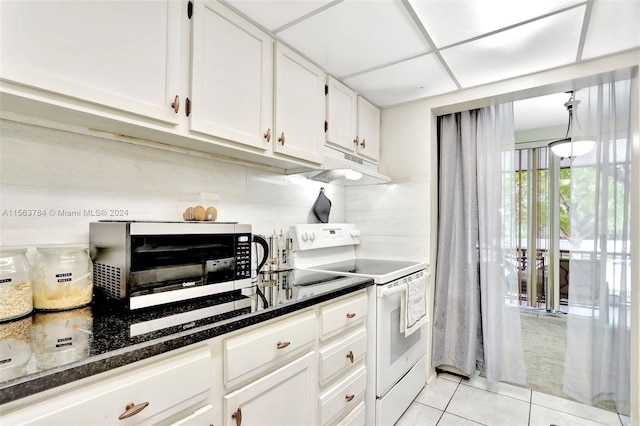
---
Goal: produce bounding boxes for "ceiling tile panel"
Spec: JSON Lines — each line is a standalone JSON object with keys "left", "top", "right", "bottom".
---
{"left": 223, "top": 0, "right": 334, "bottom": 32}
{"left": 277, "top": 0, "right": 431, "bottom": 78}
{"left": 408, "top": 0, "right": 584, "bottom": 48}
{"left": 582, "top": 0, "right": 640, "bottom": 60}
{"left": 441, "top": 6, "right": 585, "bottom": 88}
{"left": 514, "top": 93, "right": 570, "bottom": 131}
{"left": 343, "top": 54, "right": 457, "bottom": 107}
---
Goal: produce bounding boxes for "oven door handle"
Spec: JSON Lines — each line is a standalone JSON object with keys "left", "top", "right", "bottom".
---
{"left": 377, "top": 282, "right": 407, "bottom": 298}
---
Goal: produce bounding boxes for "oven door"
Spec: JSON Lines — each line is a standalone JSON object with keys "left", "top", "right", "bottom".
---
{"left": 376, "top": 280, "right": 426, "bottom": 397}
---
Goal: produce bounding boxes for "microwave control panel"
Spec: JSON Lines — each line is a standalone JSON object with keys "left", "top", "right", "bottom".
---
{"left": 235, "top": 234, "right": 251, "bottom": 279}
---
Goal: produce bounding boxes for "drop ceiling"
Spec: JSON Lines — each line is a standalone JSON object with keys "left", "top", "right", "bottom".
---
{"left": 221, "top": 0, "right": 640, "bottom": 110}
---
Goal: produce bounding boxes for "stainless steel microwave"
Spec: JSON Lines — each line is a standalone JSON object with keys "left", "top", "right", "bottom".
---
{"left": 89, "top": 221, "right": 252, "bottom": 310}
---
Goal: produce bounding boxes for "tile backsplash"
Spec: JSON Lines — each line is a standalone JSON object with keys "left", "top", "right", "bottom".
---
{"left": 0, "top": 119, "right": 429, "bottom": 263}
{"left": 0, "top": 120, "right": 345, "bottom": 246}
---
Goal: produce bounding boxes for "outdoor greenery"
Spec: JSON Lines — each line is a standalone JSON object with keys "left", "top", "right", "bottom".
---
{"left": 514, "top": 148, "right": 630, "bottom": 248}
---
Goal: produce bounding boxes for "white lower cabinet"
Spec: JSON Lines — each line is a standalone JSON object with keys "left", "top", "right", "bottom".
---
{"left": 217, "top": 290, "right": 369, "bottom": 426}
{"left": 0, "top": 346, "right": 213, "bottom": 425}
{"left": 318, "top": 366, "right": 366, "bottom": 426}
{"left": 223, "top": 352, "right": 316, "bottom": 426}
{"left": 316, "top": 292, "right": 368, "bottom": 426}
{"left": 0, "top": 291, "right": 370, "bottom": 426}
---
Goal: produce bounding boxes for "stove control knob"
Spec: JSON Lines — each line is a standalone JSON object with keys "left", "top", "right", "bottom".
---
{"left": 301, "top": 232, "right": 308, "bottom": 242}
{"left": 309, "top": 232, "right": 316, "bottom": 241}
{"left": 350, "top": 230, "right": 361, "bottom": 238}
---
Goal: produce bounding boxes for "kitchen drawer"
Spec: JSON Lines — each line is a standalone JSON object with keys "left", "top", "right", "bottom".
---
{"left": 224, "top": 310, "right": 316, "bottom": 386}
{"left": 0, "top": 346, "right": 211, "bottom": 425}
{"left": 318, "top": 328, "right": 367, "bottom": 386}
{"left": 168, "top": 404, "right": 213, "bottom": 426}
{"left": 336, "top": 401, "right": 365, "bottom": 426}
{"left": 319, "top": 292, "right": 367, "bottom": 341}
{"left": 318, "top": 365, "right": 366, "bottom": 426}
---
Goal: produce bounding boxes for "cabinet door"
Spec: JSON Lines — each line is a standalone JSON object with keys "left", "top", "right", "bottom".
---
{"left": 223, "top": 352, "right": 316, "bottom": 426}
{"left": 356, "top": 97, "right": 381, "bottom": 162}
{"left": 0, "top": 1, "right": 182, "bottom": 124}
{"left": 326, "top": 76, "right": 358, "bottom": 153}
{"left": 190, "top": 1, "right": 273, "bottom": 151}
{"left": 274, "top": 43, "right": 325, "bottom": 164}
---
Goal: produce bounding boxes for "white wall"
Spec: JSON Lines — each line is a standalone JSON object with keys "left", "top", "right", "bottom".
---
{"left": 0, "top": 119, "right": 346, "bottom": 249}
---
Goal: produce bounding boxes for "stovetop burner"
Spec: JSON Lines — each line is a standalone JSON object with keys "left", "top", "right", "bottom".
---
{"left": 290, "top": 223, "right": 427, "bottom": 284}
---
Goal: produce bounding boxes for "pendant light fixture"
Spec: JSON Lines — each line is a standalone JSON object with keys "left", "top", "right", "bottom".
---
{"left": 549, "top": 91, "right": 595, "bottom": 158}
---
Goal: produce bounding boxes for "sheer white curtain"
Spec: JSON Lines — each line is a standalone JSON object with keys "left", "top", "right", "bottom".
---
{"left": 477, "top": 104, "right": 527, "bottom": 384}
{"left": 562, "top": 80, "right": 632, "bottom": 415}
{"left": 433, "top": 104, "right": 526, "bottom": 384}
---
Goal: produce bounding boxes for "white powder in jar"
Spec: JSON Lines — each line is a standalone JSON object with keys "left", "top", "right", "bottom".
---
{"left": 0, "top": 280, "right": 33, "bottom": 321}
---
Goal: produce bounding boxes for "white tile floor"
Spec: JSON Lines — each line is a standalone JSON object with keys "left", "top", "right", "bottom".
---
{"left": 396, "top": 372, "right": 631, "bottom": 426}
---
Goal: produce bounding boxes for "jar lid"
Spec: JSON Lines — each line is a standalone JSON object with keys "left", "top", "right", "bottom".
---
{"left": 0, "top": 246, "right": 28, "bottom": 255}
{"left": 35, "top": 244, "right": 88, "bottom": 253}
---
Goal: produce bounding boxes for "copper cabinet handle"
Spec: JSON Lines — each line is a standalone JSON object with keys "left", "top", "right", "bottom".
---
{"left": 360, "top": 139, "right": 366, "bottom": 148}
{"left": 345, "top": 394, "right": 355, "bottom": 402}
{"left": 118, "top": 401, "right": 149, "bottom": 420}
{"left": 354, "top": 136, "right": 359, "bottom": 145}
{"left": 277, "top": 341, "right": 291, "bottom": 349}
{"left": 346, "top": 350, "right": 354, "bottom": 363}
{"left": 231, "top": 407, "right": 242, "bottom": 426}
{"left": 264, "top": 128, "right": 271, "bottom": 142}
{"left": 171, "top": 95, "right": 180, "bottom": 113}
{"left": 278, "top": 132, "right": 285, "bottom": 145}
{"left": 346, "top": 313, "right": 356, "bottom": 319}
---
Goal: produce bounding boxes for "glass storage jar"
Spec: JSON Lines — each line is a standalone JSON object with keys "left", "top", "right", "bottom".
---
{"left": 32, "top": 307, "right": 92, "bottom": 370}
{"left": 0, "top": 247, "right": 33, "bottom": 321}
{"left": 0, "top": 316, "right": 33, "bottom": 381}
{"left": 32, "top": 245, "right": 93, "bottom": 311}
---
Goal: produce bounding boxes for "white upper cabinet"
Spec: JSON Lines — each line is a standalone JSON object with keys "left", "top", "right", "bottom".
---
{"left": 274, "top": 43, "right": 325, "bottom": 165}
{"left": 326, "top": 76, "right": 358, "bottom": 153}
{"left": 0, "top": 1, "right": 182, "bottom": 125}
{"left": 356, "top": 96, "right": 380, "bottom": 162}
{"left": 325, "top": 77, "right": 381, "bottom": 163}
{"left": 190, "top": 1, "right": 273, "bottom": 151}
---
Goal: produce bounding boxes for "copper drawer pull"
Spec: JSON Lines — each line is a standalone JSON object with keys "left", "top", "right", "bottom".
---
{"left": 353, "top": 136, "right": 359, "bottom": 145}
{"left": 119, "top": 401, "right": 149, "bottom": 420}
{"left": 278, "top": 132, "right": 285, "bottom": 145}
{"left": 346, "top": 350, "right": 354, "bottom": 363}
{"left": 360, "top": 139, "right": 366, "bottom": 148}
{"left": 345, "top": 394, "right": 355, "bottom": 402}
{"left": 170, "top": 95, "right": 180, "bottom": 113}
{"left": 231, "top": 407, "right": 242, "bottom": 426}
{"left": 346, "top": 313, "right": 356, "bottom": 319}
{"left": 264, "top": 128, "right": 271, "bottom": 142}
{"left": 277, "top": 341, "right": 291, "bottom": 349}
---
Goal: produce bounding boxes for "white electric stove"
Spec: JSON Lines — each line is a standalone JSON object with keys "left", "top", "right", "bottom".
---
{"left": 291, "top": 223, "right": 428, "bottom": 426}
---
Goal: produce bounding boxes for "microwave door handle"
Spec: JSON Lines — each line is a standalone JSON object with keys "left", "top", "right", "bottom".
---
{"left": 378, "top": 282, "right": 407, "bottom": 298}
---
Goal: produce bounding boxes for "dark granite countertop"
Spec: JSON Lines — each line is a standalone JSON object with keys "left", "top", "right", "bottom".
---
{"left": 0, "top": 272, "right": 373, "bottom": 404}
